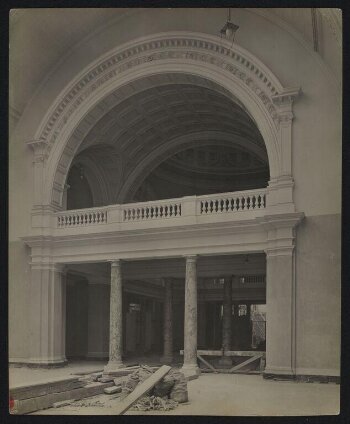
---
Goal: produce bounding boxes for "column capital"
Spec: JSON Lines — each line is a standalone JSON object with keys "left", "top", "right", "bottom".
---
{"left": 265, "top": 246, "right": 294, "bottom": 258}
{"left": 185, "top": 255, "right": 198, "bottom": 263}
{"left": 109, "top": 259, "right": 122, "bottom": 267}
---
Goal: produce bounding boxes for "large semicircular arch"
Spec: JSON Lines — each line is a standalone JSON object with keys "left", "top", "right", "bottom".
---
{"left": 34, "top": 32, "right": 289, "bottom": 209}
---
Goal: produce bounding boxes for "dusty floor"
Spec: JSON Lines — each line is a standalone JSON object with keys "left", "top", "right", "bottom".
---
{"left": 28, "top": 373, "right": 339, "bottom": 416}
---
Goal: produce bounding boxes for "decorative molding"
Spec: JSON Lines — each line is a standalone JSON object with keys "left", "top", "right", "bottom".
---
{"left": 26, "top": 139, "right": 49, "bottom": 162}
{"left": 34, "top": 33, "right": 286, "bottom": 159}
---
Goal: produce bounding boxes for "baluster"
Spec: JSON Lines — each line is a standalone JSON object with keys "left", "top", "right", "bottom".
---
{"left": 209, "top": 201, "right": 212, "bottom": 213}
{"left": 169, "top": 205, "right": 173, "bottom": 217}
{"left": 235, "top": 198, "right": 239, "bottom": 210}
{"left": 204, "top": 201, "right": 207, "bottom": 214}
{"left": 220, "top": 199, "right": 224, "bottom": 212}
{"left": 247, "top": 196, "right": 251, "bottom": 210}
{"left": 174, "top": 204, "right": 178, "bottom": 216}
{"left": 159, "top": 206, "right": 163, "bottom": 217}
{"left": 257, "top": 195, "right": 261, "bottom": 209}
{"left": 225, "top": 198, "right": 229, "bottom": 212}
{"left": 95, "top": 212, "right": 99, "bottom": 223}
{"left": 155, "top": 206, "right": 159, "bottom": 218}
{"left": 241, "top": 197, "right": 245, "bottom": 210}
{"left": 252, "top": 195, "right": 256, "bottom": 209}
{"left": 263, "top": 194, "right": 266, "bottom": 208}
{"left": 179, "top": 204, "right": 182, "bottom": 216}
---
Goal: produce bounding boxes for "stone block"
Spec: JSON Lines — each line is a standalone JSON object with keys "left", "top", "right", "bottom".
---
{"left": 11, "top": 382, "right": 114, "bottom": 415}
{"left": 104, "top": 385, "right": 122, "bottom": 394}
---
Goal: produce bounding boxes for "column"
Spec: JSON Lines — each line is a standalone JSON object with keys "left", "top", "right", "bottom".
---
{"left": 104, "top": 260, "right": 124, "bottom": 372}
{"left": 161, "top": 279, "right": 173, "bottom": 364}
{"left": 181, "top": 255, "right": 200, "bottom": 378}
{"left": 219, "top": 277, "right": 232, "bottom": 366}
{"left": 29, "top": 263, "right": 67, "bottom": 366}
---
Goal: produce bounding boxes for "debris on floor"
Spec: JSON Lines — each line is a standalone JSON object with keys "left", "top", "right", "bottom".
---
{"left": 115, "top": 365, "right": 188, "bottom": 412}
{"left": 131, "top": 395, "right": 178, "bottom": 411}
{"left": 72, "top": 398, "right": 107, "bottom": 408}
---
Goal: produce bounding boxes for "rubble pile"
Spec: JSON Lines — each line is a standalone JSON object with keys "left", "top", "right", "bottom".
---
{"left": 115, "top": 365, "right": 188, "bottom": 411}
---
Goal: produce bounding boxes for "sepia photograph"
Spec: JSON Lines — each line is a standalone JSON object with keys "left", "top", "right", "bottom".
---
{"left": 8, "top": 7, "right": 341, "bottom": 416}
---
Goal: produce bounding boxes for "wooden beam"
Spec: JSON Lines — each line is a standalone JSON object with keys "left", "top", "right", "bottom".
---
{"left": 197, "top": 354, "right": 218, "bottom": 373}
{"left": 110, "top": 365, "right": 171, "bottom": 415}
{"left": 180, "top": 350, "right": 265, "bottom": 357}
{"left": 228, "top": 354, "right": 263, "bottom": 373}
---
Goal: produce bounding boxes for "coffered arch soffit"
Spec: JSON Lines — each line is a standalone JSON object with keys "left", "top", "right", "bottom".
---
{"left": 28, "top": 32, "right": 300, "bottom": 208}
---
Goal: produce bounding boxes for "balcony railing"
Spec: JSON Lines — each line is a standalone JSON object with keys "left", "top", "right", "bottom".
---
{"left": 55, "top": 188, "right": 267, "bottom": 229}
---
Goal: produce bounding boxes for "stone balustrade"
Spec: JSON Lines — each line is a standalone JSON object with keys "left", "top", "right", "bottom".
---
{"left": 56, "top": 207, "right": 108, "bottom": 228}
{"left": 122, "top": 199, "right": 182, "bottom": 222}
{"left": 198, "top": 189, "right": 266, "bottom": 215}
{"left": 55, "top": 188, "right": 267, "bottom": 230}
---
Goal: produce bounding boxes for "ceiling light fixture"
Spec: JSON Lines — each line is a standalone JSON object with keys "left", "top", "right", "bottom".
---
{"left": 220, "top": 8, "right": 239, "bottom": 45}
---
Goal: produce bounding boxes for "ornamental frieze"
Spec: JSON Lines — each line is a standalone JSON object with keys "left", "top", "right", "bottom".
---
{"left": 39, "top": 36, "right": 285, "bottom": 156}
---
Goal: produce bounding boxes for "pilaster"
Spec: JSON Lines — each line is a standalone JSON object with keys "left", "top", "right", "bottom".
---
{"left": 258, "top": 212, "right": 304, "bottom": 378}
{"left": 28, "top": 262, "right": 67, "bottom": 366}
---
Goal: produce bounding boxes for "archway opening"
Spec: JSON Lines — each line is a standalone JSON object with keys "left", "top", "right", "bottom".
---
{"left": 132, "top": 143, "right": 269, "bottom": 203}
{"left": 63, "top": 75, "right": 270, "bottom": 209}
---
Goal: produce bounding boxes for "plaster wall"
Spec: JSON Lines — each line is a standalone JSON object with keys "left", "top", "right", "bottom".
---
{"left": 295, "top": 213, "right": 341, "bottom": 376}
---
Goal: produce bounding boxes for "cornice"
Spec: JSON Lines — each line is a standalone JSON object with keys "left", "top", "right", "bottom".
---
{"left": 35, "top": 32, "right": 286, "bottom": 157}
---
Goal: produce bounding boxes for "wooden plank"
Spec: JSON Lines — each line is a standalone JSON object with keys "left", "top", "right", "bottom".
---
{"left": 110, "top": 365, "right": 171, "bottom": 415}
{"left": 228, "top": 354, "right": 263, "bottom": 373}
{"left": 197, "top": 354, "right": 218, "bottom": 373}
{"left": 180, "top": 350, "right": 265, "bottom": 357}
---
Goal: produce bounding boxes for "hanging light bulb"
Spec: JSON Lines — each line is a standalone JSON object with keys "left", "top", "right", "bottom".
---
{"left": 220, "top": 8, "right": 239, "bottom": 45}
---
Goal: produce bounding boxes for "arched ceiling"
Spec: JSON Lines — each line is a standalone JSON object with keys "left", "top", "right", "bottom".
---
{"left": 78, "top": 80, "right": 265, "bottom": 156}
{"left": 69, "top": 73, "right": 268, "bottom": 204}
{"left": 10, "top": 8, "right": 341, "bottom": 128}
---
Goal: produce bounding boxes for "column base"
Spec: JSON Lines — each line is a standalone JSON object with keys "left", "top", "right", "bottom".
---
{"left": 160, "top": 355, "right": 173, "bottom": 365}
{"left": 15, "top": 357, "right": 68, "bottom": 368}
{"left": 104, "top": 359, "right": 124, "bottom": 374}
{"left": 181, "top": 364, "right": 201, "bottom": 380}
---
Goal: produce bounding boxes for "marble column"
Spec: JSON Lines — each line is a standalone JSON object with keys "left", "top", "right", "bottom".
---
{"left": 219, "top": 277, "right": 233, "bottom": 366}
{"left": 104, "top": 260, "right": 124, "bottom": 372}
{"left": 181, "top": 255, "right": 200, "bottom": 378}
{"left": 161, "top": 279, "right": 173, "bottom": 364}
